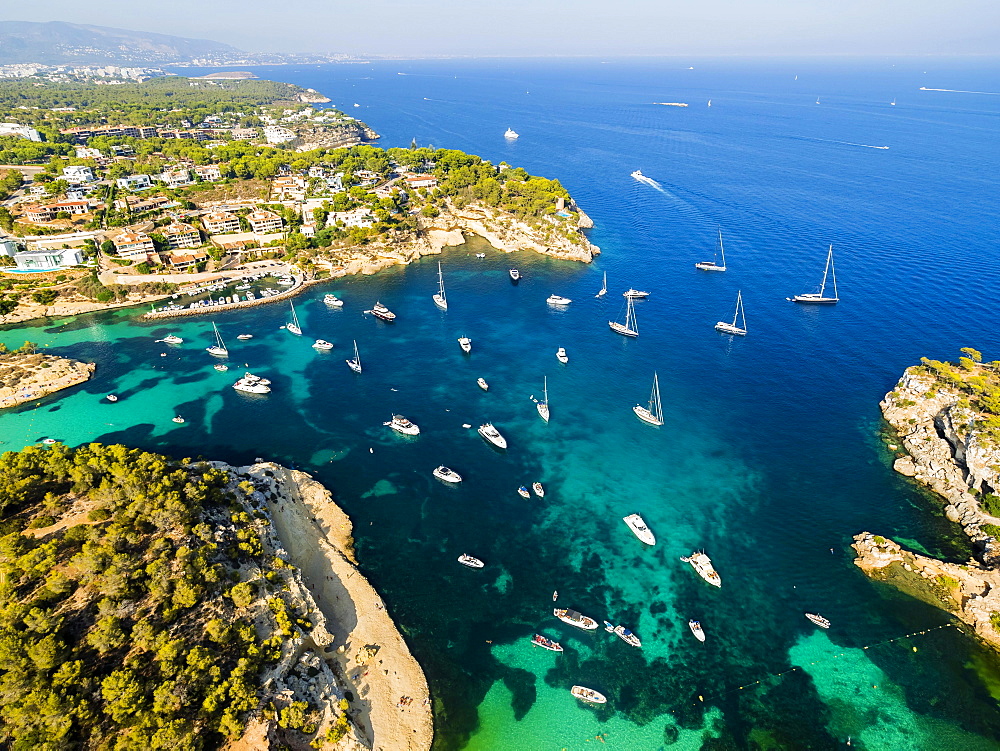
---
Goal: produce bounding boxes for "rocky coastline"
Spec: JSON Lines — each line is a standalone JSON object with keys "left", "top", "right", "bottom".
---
{"left": 0, "top": 351, "right": 95, "bottom": 408}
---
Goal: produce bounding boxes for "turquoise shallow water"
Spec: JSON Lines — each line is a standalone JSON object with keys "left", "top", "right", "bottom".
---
{"left": 7, "top": 57, "right": 1000, "bottom": 749}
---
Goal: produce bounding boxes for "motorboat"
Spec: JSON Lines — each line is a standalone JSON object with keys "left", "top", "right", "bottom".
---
{"left": 532, "top": 482, "right": 544, "bottom": 498}
{"left": 277, "top": 277, "right": 295, "bottom": 286}
{"left": 517, "top": 486, "right": 531, "bottom": 498}
{"left": 547, "top": 294, "right": 572, "bottom": 305}
{"left": 240, "top": 372, "right": 271, "bottom": 386}
{"left": 805, "top": 613, "right": 831, "bottom": 629}
{"left": 504, "top": 128, "right": 519, "bottom": 140}
{"left": 41, "top": 438, "right": 59, "bottom": 445}
{"left": 623, "top": 514, "right": 656, "bottom": 545}
{"left": 235, "top": 283, "right": 251, "bottom": 291}
{"left": 554, "top": 608, "right": 599, "bottom": 630}
{"left": 458, "top": 337, "right": 472, "bottom": 354}
{"left": 571, "top": 686, "right": 607, "bottom": 704}
{"left": 630, "top": 170, "right": 645, "bottom": 180}
{"left": 233, "top": 375, "right": 271, "bottom": 394}
{"left": 371, "top": 301, "right": 396, "bottom": 322}
{"left": 689, "top": 620, "right": 706, "bottom": 642}
{"left": 346, "top": 340, "right": 362, "bottom": 373}
{"left": 324, "top": 294, "right": 344, "bottom": 307}
{"left": 160, "top": 334, "right": 183, "bottom": 344}
{"left": 623, "top": 289, "right": 649, "bottom": 299}
{"left": 434, "top": 466, "right": 462, "bottom": 483}
{"left": 385, "top": 415, "right": 420, "bottom": 436}
{"left": 553, "top": 591, "right": 559, "bottom": 602}
{"left": 106, "top": 394, "right": 118, "bottom": 402}
{"left": 478, "top": 422, "right": 507, "bottom": 449}
{"left": 556, "top": 347, "right": 569, "bottom": 364}
{"left": 458, "top": 554, "right": 484, "bottom": 568}
{"left": 680, "top": 551, "right": 722, "bottom": 587}
{"left": 214, "top": 363, "right": 229, "bottom": 372}
{"left": 509, "top": 268, "right": 520, "bottom": 282}
{"left": 603, "top": 621, "right": 615, "bottom": 633}
{"left": 171, "top": 416, "right": 185, "bottom": 424}
{"left": 477, "top": 378, "right": 489, "bottom": 391}
{"left": 312, "top": 339, "right": 334, "bottom": 350}
{"left": 206, "top": 322, "right": 228, "bottom": 357}
{"left": 531, "top": 634, "right": 563, "bottom": 652}
{"left": 614, "top": 625, "right": 642, "bottom": 648}
{"left": 237, "top": 334, "right": 253, "bottom": 340}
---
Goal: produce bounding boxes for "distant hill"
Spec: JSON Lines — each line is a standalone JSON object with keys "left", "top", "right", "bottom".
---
{"left": 0, "top": 21, "right": 244, "bottom": 65}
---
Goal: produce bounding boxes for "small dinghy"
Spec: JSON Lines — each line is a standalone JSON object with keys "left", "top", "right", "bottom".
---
{"left": 603, "top": 620, "right": 615, "bottom": 633}
{"left": 689, "top": 620, "right": 706, "bottom": 642}
{"left": 171, "top": 416, "right": 186, "bottom": 424}
{"left": 42, "top": 438, "right": 59, "bottom": 445}
{"left": 477, "top": 377, "right": 489, "bottom": 391}
{"left": 553, "top": 590, "right": 559, "bottom": 602}
{"left": 532, "top": 482, "right": 545, "bottom": 497}
{"left": 556, "top": 347, "right": 569, "bottom": 364}
{"left": 106, "top": 394, "right": 119, "bottom": 402}
{"left": 571, "top": 686, "right": 607, "bottom": 704}
{"left": 531, "top": 634, "right": 563, "bottom": 652}
{"left": 805, "top": 613, "right": 831, "bottom": 629}
{"left": 517, "top": 486, "right": 531, "bottom": 498}
{"left": 458, "top": 554, "right": 484, "bottom": 568}
{"left": 433, "top": 466, "right": 462, "bottom": 483}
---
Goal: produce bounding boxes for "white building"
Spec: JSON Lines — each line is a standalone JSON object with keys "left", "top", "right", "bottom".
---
{"left": 116, "top": 174, "right": 152, "bottom": 191}
{"left": 0, "top": 123, "right": 41, "bottom": 142}
{"left": 13, "top": 247, "right": 83, "bottom": 271}
{"left": 158, "top": 169, "right": 193, "bottom": 188}
{"left": 62, "top": 165, "right": 95, "bottom": 183}
{"left": 263, "top": 126, "right": 296, "bottom": 145}
{"left": 330, "top": 208, "right": 375, "bottom": 228}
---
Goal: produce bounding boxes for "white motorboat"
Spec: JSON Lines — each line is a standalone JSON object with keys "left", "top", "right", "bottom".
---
{"left": 509, "top": 268, "right": 520, "bottom": 282}
{"left": 237, "top": 334, "right": 253, "bottom": 340}
{"left": 504, "top": 128, "right": 519, "bottom": 139}
{"left": 478, "top": 422, "right": 507, "bottom": 449}
{"left": 433, "top": 261, "right": 448, "bottom": 310}
{"left": 458, "top": 337, "right": 472, "bottom": 354}
{"left": 547, "top": 294, "right": 572, "bottom": 305}
{"left": 477, "top": 377, "right": 489, "bottom": 391}
{"left": 554, "top": 608, "right": 599, "bottom": 630}
{"left": 233, "top": 374, "right": 271, "bottom": 394}
{"left": 791, "top": 246, "right": 839, "bottom": 304}
{"left": 680, "top": 551, "right": 722, "bottom": 587}
{"left": 517, "top": 486, "right": 531, "bottom": 498}
{"left": 277, "top": 277, "right": 295, "bottom": 286}
{"left": 171, "top": 416, "right": 185, "bottom": 424}
{"left": 371, "top": 301, "right": 396, "bottom": 321}
{"left": 324, "top": 293, "right": 344, "bottom": 307}
{"left": 532, "top": 482, "right": 544, "bottom": 498}
{"left": 596, "top": 271, "right": 607, "bottom": 298}
{"left": 346, "top": 340, "right": 362, "bottom": 373}
{"left": 286, "top": 302, "right": 302, "bottom": 336}
{"left": 458, "top": 554, "right": 484, "bottom": 568}
{"left": 531, "top": 634, "right": 563, "bottom": 652}
{"left": 715, "top": 290, "right": 747, "bottom": 336}
{"left": 535, "top": 376, "right": 550, "bottom": 422}
{"left": 571, "top": 686, "right": 607, "bottom": 704}
{"left": 614, "top": 625, "right": 642, "bottom": 648}
{"left": 312, "top": 339, "right": 334, "bottom": 350}
{"left": 805, "top": 613, "right": 831, "bottom": 629}
{"left": 556, "top": 347, "right": 569, "bottom": 364}
{"left": 106, "top": 394, "right": 118, "bottom": 402}
{"left": 689, "top": 620, "right": 706, "bottom": 642}
{"left": 623, "top": 289, "right": 649, "bottom": 299}
{"left": 433, "top": 466, "right": 462, "bottom": 483}
{"left": 623, "top": 514, "right": 656, "bottom": 545}
{"left": 475, "top": 253, "right": 486, "bottom": 258}
{"left": 696, "top": 229, "right": 728, "bottom": 272}
{"left": 214, "top": 363, "right": 229, "bottom": 372}
{"left": 609, "top": 296, "right": 638, "bottom": 338}
{"left": 630, "top": 170, "right": 645, "bottom": 180}
{"left": 634, "top": 373, "right": 664, "bottom": 426}
{"left": 206, "top": 322, "right": 228, "bottom": 357}
{"left": 385, "top": 415, "right": 420, "bottom": 436}
{"left": 161, "top": 334, "right": 183, "bottom": 344}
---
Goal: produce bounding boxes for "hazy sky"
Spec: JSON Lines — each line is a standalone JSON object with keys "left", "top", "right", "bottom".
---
{"left": 11, "top": 0, "right": 1000, "bottom": 57}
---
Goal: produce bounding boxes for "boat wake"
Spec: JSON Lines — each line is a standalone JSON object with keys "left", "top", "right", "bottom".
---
{"left": 632, "top": 173, "right": 667, "bottom": 192}
{"left": 920, "top": 87, "right": 1000, "bottom": 96}
{"left": 797, "top": 136, "right": 889, "bottom": 150}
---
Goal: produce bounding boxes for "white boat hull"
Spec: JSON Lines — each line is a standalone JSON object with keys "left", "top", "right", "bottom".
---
{"left": 609, "top": 322, "right": 638, "bottom": 337}
{"left": 792, "top": 294, "right": 838, "bottom": 304}
{"left": 633, "top": 405, "right": 663, "bottom": 426}
{"left": 287, "top": 324, "right": 302, "bottom": 336}
{"left": 347, "top": 360, "right": 362, "bottom": 373}
{"left": 623, "top": 514, "right": 655, "bottom": 545}
{"left": 478, "top": 425, "right": 507, "bottom": 449}
{"left": 695, "top": 263, "right": 726, "bottom": 272}
{"left": 433, "top": 293, "right": 448, "bottom": 310}
{"left": 206, "top": 346, "right": 228, "bottom": 357}
{"left": 714, "top": 322, "right": 747, "bottom": 336}
{"left": 571, "top": 686, "right": 607, "bottom": 704}
{"left": 537, "top": 403, "right": 549, "bottom": 422}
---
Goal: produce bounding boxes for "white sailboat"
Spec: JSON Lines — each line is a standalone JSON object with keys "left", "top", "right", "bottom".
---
{"left": 715, "top": 290, "right": 747, "bottom": 335}
{"left": 433, "top": 261, "right": 448, "bottom": 310}
{"left": 287, "top": 302, "right": 302, "bottom": 335}
{"left": 633, "top": 372, "right": 663, "bottom": 425}
{"left": 695, "top": 229, "right": 727, "bottom": 271}
{"left": 792, "top": 245, "right": 838, "bottom": 304}
{"left": 596, "top": 271, "right": 607, "bottom": 298}
{"left": 346, "top": 340, "right": 362, "bottom": 373}
{"left": 535, "top": 376, "right": 550, "bottom": 422}
{"left": 206, "top": 322, "right": 228, "bottom": 357}
{"left": 609, "top": 295, "right": 638, "bottom": 337}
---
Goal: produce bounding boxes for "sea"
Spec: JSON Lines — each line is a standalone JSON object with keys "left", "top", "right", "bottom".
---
{"left": 4, "top": 57, "right": 1000, "bottom": 750}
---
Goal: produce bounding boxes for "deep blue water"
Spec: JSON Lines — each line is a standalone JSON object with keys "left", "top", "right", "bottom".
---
{"left": 7, "top": 58, "right": 1000, "bottom": 749}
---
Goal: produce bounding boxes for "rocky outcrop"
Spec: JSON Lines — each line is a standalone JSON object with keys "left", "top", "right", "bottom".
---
{"left": 294, "top": 123, "right": 379, "bottom": 151}
{"left": 0, "top": 352, "right": 95, "bottom": 408}
{"left": 852, "top": 532, "right": 1000, "bottom": 648}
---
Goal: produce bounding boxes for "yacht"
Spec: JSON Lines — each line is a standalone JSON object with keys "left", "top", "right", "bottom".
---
{"left": 206, "top": 322, "right": 228, "bottom": 357}
{"left": 609, "top": 296, "right": 638, "bottom": 337}
{"left": 531, "top": 634, "right": 563, "bottom": 652}
{"left": 433, "top": 466, "right": 462, "bottom": 483}
{"left": 680, "top": 551, "right": 722, "bottom": 587}
{"left": 214, "top": 363, "right": 229, "bottom": 372}
{"left": 161, "top": 334, "right": 183, "bottom": 344}
{"left": 504, "top": 128, "right": 519, "bottom": 139}
{"left": 805, "top": 613, "right": 831, "bottom": 629}
{"left": 623, "top": 289, "right": 649, "bottom": 299}
{"left": 689, "top": 620, "right": 706, "bottom": 642}
{"left": 633, "top": 373, "right": 663, "bottom": 426}
{"left": 614, "top": 625, "right": 642, "bottom": 648}
{"left": 554, "top": 608, "right": 599, "bottom": 630}
{"left": 237, "top": 334, "right": 253, "bottom": 340}
{"left": 623, "top": 514, "right": 656, "bottom": 545}
{"left": 324, "top": 293, "right": 344, "bottom": 307}
{"left": 458, "top": 554, "right": 484, "bottom": 568}
{"left": 477, "top": 377, "right": 489, "bottom": 391}
{"left": 433, "top": 262, "right": 448, "bottom": 310}
{"left": 517, "top": 486, "right": 531, "bottom": 498}
{"left": 286, "top": 302, "right": 302, "bottom": 336}
{"left": 556, "top": 347, "right": 569, "bottom": 364}
{"left": 385, "top": 415, "right": 420, "bottom": 436}
{"left": 312, "top": 339, "right": 334, "bottom": 350}
{"left": 458, "top": 337, "right": 472, "bottom": 354}
{"left": 695, "top": 229, "right": 728, "bottom": 271}
{"left": 630, "top": 170, "right": 645, "bottom": 180}
{"left": 371, "top": 301, "right": 397, "bottom": 321}
{"left": 509, "top": 268, "right": 520, "bottom": 282}
{"left": 535, "top": 376, "right": 550, "bottom": 422}
{"left": 571, "top": 686, "right": 607, "bottom": 704}
{"left": 532, "top": 482, "right": 544, "bottom": 497}
{"left": 346, "top": 340, "right": 362, "bottom": 373}
{"left": 792, "top": 246, "right": 839, "bottom": 304}
{"left": 233, "top": 373, "right": 271, "bottom": 394}
{"left": 547, "top": 294, "right": 572, "bottom": 305}
{"left": 715, "top": 291, "right": 747, "bottom": 336}
{"left": 478, "top": 422, "right": 507, "bottom": 449}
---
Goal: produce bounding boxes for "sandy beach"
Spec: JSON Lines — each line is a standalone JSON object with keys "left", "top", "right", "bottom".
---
{"left": 245, "top": 462, "right": 433, "bottom": 751}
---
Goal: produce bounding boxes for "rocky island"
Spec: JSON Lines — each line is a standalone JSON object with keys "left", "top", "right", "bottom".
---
{"left": 853, "top": 348, "right": 1000, "bottom": 649}
{"left": 0, "top": 344, "right": 95, "bottom": 408}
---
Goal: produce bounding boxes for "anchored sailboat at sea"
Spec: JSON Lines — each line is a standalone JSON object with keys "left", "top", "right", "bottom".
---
{"left": 715, "top": 290, "right": 747, "bottom": 335}
{"left": 206, "top": 322, "right": 228, "bottom": 357}
{"left": 696, "top": 229, "right": 728, "bottom": 271}
{"left": 633, "top": 372, "right": 663, "bottom": 425}
{"left": 286, "top": 302, "right": 302, "bottom": 335}
{"left": 433, "top": 261, "right": 448, "bottom": 310}
{"left": 532, "top": 376, "right": 550, "bottom": 422}
{"left": 790, "top": 245, "right": 839, "bottom": 304}
{"left": 346, "top": 340, "right": 362, "bottom": 373}
{"left": 609, "top": 295, "right": 638, "bottom": 337}
{"left": 596, "top": 271, "right": 607, "bottom": 297}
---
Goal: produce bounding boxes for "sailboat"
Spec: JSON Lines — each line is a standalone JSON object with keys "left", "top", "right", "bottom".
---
{"left": 286, "top": 302, "right": 302, "bottom": 335}
{"left": 595, "top": 271, "right": 607, "bottom": 298}
{"left": 609, "top": 295, "right": 638, "bottom": 337}
{"left": 346, "top": 340, "right": 362, "bottom": 373}
{"left": 206, "top": 322, "right": 228, "bottom": 357}
{"left": 715, "top": 291, "right": 747, "bottom": 335}
{"left": 433, "top": 261, "right": 448, "bottom": 310}
{"left": 633, "top": 372, "right": 663, "bottom": 425}
{"left": 890, "top": 98, "right": 897, "bottom": 106}
{"left": 695, "top": 229, "right": 727, "bottom": 271}
{"left": 816, "top": 96, "right": 821, "bottom": 105}
{"left": 534, "top": 376, "right": 550, "bottom": 422}
{"left": 792, "top": 245, "right": 839, "bottom": 304}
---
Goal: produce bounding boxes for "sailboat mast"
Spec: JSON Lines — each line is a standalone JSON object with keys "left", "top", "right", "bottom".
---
{"left": 354, "top": 340, "right": 360, "bottom": 366}
{"left": 818, "top": 249, "right": 831, "bottom": 297}
{"left": 627, "top": 296, "right": 637, "bottom": 333}
{"left": 651, "top": 373, "right": 662, "bottom": 422}
{"left": 438, "top": 262, "right": 446, "bottom": 300}
{"left": 543, "top": 376, "right": 548, "bottom": 404}
{"left": 828, "top": 246, "right": 838, "bottom": 300}
{"left": 718, "top": 229, "right": 725, "bottom": 267}
{"left": 732, "top": 291, "right": 741, "bottom": 327}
